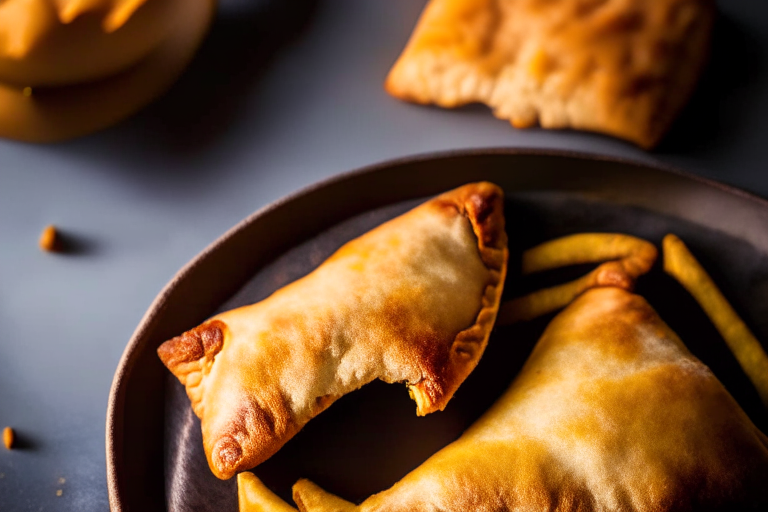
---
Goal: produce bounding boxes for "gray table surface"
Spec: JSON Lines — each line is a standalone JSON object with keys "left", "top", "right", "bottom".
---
{"left": 0, "top": 0, "right": 766, "bottom": 510}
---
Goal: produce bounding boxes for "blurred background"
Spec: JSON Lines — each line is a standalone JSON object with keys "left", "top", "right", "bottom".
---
{"left": 0, "top": 0, "right": 767, "bottom": 510}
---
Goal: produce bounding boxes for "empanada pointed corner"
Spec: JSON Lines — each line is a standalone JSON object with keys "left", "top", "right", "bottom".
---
{"left": 158, "top": 182, "right": 508, "bottom": 479}
{"left": 387, "top": 0, "right": 716, "bottom": 148}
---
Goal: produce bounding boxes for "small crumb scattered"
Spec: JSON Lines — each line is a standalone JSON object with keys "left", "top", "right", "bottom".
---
{"left": 22, "top": 87, "right": 32, "bottom": 98}
{"left": 39, "top": 225, "right": 59, "bottom": 252}
{"left": 3, "top": 427, "right": 13, "bottom": 450}
{"left": 56, "top": 489, "right": 63, "bottom": 497}
{"left": 0, "top": 473, "right": 5, "bottom": 479}
{"left": 58, "top": 477, "right": 66, "bottom": 485}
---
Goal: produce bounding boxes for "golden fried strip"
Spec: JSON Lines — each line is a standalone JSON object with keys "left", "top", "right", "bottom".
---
{"left": 236, "top": 475, "right": 358, "bottom": 512}
{"left": 500, "top": 272, "right": 597, "bottom": 324}
{"left": 521, "top": 233, "right": 658, "bottom": 276}
{"left": 238, "top": 473, "right": 297, "bottom": 512}
{"left": 663, "top": 234, "right": 768, "bottom": 407}
{"left": 499, "top": 234, "right": 657, "bottom": 323}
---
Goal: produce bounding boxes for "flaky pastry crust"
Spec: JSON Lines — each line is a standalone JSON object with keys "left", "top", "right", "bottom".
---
{"left": 158, "top": 182, "right": 508, "bottom": 479}
{"left": 386, "top": 0, "right": 715, "bottom": 148}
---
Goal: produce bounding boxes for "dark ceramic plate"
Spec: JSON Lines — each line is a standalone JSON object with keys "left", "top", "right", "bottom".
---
{"left": 106, "top": 150, "right": 768, "bottom": 512}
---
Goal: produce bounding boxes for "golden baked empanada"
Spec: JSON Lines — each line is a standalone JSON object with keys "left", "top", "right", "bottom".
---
{"left": 287, "top": 234, "right": 768, "bottom": 512}
{"left": 158, "top": 182, "right": 508, "bottom": 480}
{"left": 387, "top": 0, "right": 715, "bottom": 148}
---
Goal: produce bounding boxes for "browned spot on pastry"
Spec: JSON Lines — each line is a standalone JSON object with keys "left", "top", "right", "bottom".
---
{"left": 432, "top": 183, "right": 505, "bottom": 252}
{"left": 667, "top": 1, "right": 700, "bottom": 29}
{"left": 312, "top": 394, "right": 337, "bottom": 416}
{"left": 452, "top": 340, "right": 476, "bottom": 359}
{"left": 459, "top": 183, "right": 507, "bottom": 257}
{"left": 596, "top": 10, "right": 645, "bottom": 35}
{"left": 593, "top": 261, "right": 635, "bottom": 291}
{"left": 574, "top": 0, "right": 610, "bottom": 18}
{"left": 200, "top": 322, "right": 224, "bottom": 355}
{"left": 212, "top": 395, "right": 300, "bottom": 479}
{"left": 623, "top": 75, "right": 658, "bottom": 96}
{"left": 213, "top": 436, "right": 242, "bottom": 475}
{"left": 157, "top": 320, "right": 226, "bottom": 372}
{"left": 432, "top": 198, "right": 461, "bottom": 218}
{"left": 468, "top": 189, "right": 495, "bottom": 226}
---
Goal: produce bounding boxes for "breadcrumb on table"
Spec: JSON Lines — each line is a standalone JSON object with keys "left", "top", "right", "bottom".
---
{"left": 39, "top": 225, "right": 59, "bottom": 252}
{"left": 3, "top": 426, "right": 14, "bottom": 449}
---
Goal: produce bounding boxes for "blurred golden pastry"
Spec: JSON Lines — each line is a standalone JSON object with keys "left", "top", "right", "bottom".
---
{"left": 0, "top": 0, "right": 215, "bottom": 142}
{"left": 158, "top": 182, "right": 508, "bottom": 480}
{"left": 387, "top": 0, "right": 716, "bottom": 148}
{"left": 290, "top": 233, "right": 768, "bottom": 512}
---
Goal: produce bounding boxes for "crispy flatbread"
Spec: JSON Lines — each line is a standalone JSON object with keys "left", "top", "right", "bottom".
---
{"left": 386, "top": 0, "right": 715, "bottom": 148}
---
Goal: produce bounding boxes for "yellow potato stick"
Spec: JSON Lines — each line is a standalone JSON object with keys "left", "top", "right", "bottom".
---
{"left": 522, "top": 233, "right": 657, "bottom": 277}
{"left": 664, "top": 234, "right": 768, "bottom": 407}
{"left": 236, "top": 471, "right": 358, "bottom": 512}
{"left": 293, "top": 479, "right": 357, "bottom": 512}
{"left": 238, "top": 473, "right": 297, "bottom": 512}
{"left": 500, "top": 273, "right": 595, "bottom": 324}
{"left": 499, "top": 234, "right": 657, "bottom": 324}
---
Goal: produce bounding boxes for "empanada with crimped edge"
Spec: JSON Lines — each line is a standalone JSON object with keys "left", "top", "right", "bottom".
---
{"left": 292, "top": 287, "right": 768, "bottom": 512}
{"left": 158, "top": 182, "right": 508, "bottom": 480}
{"left": 386, "top": 0, "right": 715, "bottom": 148}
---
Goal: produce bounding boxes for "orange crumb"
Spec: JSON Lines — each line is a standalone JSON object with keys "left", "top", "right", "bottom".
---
{"left": 39, "top": 225, "right": 58, "bottom": 252}
{"left": 3, "top": 427, "right": 13, "bottom": 449}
